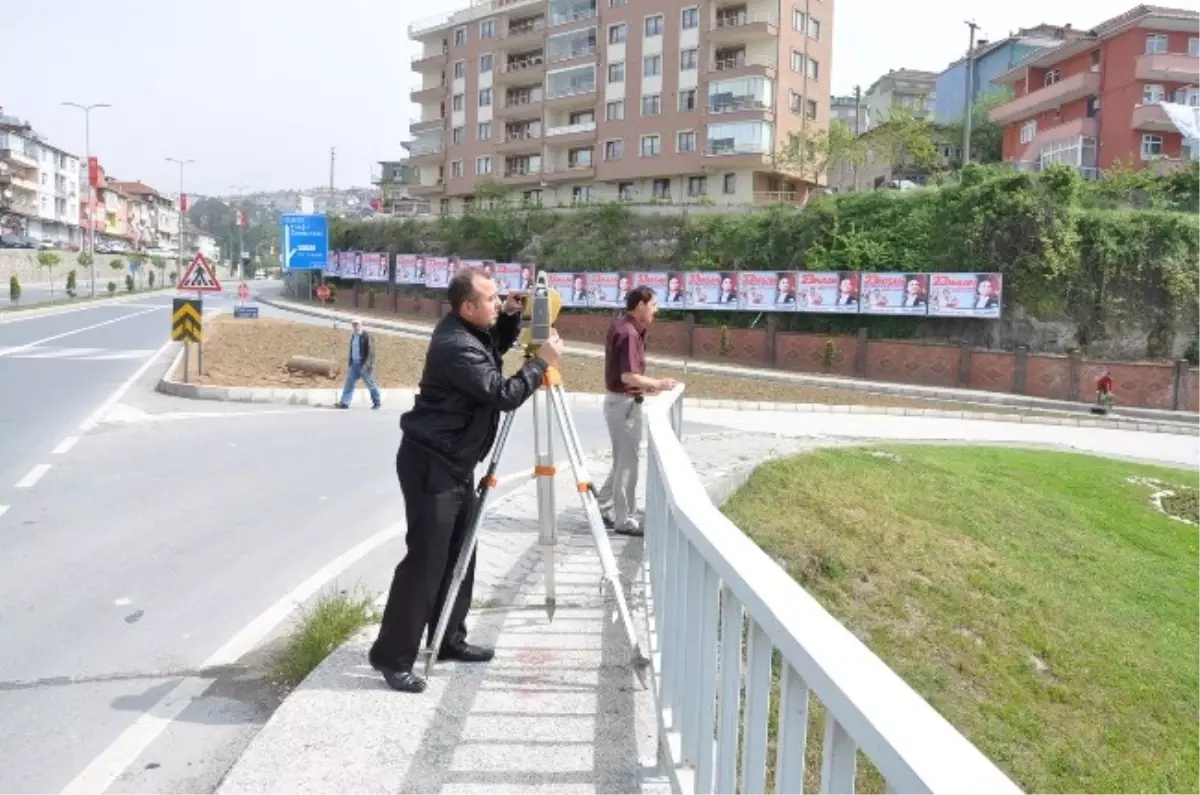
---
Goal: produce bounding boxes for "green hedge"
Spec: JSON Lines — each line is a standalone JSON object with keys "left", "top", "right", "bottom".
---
{"left": 330, "top": 163, "right": 1198, "bottom": 352}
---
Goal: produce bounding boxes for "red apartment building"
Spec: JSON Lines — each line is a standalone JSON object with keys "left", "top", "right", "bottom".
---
{"left": 989, "top": 5, "right": 1199, "bottom": 174}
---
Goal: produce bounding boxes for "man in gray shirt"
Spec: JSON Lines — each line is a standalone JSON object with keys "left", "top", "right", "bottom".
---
{"left": 335, "top": 318, "right": 382, "bottom": 409}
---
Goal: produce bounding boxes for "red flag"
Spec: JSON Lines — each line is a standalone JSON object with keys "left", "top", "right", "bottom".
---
{"left": 180, "top": 193, "right": 189, "bottom": 213}
{"left": 235, "top": 210, "right": 246, "bottom": 227}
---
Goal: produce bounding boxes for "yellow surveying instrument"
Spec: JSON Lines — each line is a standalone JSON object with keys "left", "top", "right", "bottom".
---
{"left": 422, "top": 271, "right": 650, "bottom": 682}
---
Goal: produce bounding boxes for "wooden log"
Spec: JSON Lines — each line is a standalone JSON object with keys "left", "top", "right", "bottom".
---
{"left": 285, "top": 355, "right": 339, "bottom": 379}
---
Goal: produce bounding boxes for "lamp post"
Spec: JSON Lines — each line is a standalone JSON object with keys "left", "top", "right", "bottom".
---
{"left": 61, "top": 101, "right": 111, "bottom": 298}
{"left": 230, "top": 182, "right": 250, "bottom": 280}
{"left": 165, "top": 157, "right": 195, "bottom": 281}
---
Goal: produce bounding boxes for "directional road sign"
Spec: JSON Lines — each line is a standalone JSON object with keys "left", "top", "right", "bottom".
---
{"left": 281, "top": 213, "right": 328, "bottom": 270}
{"left": 172, "top": 298, "right": 203, "bottom": 342}
{"left": 178, "top": 252, "right": 222, "bottom": 292}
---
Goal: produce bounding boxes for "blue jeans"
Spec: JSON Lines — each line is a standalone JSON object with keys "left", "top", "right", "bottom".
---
{"left": 341, "top": 361, "right": 381, "bottom": 407}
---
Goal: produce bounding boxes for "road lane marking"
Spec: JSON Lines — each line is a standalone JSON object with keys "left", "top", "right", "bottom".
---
{"left": 14, "top": 464, "right": 51, "bottom": 489}
{"left": 52, "top": 437, "right": 79, "bottom": 455}
{"left": 0, "top": 306, "right": 164, "bottom": 358}
{"left": 61, "top": 521, "right": 407, "bottom": 795}
{"left": 78, "top": 339, "right": 174, "bottom": 433}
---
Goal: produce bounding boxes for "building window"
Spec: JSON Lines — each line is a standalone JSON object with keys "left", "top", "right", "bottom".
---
{"left": 680, "top": 89, "right": 697, "bottom": 111}
{"left": 604, "top": 139, "right": 623, "bottom": 160}
{"left": 454, "top": 27, "right": 466, "bottom": 46}
{"left": 652, "top": 178, "right": 670, "bottom": 199}
{"left": 453, "top": 94, "right": 464, "bottom": 111}
{"left": 808, "top": 17, "right": 820, "bottom": 39}
{"left": 723, "top": 173, "right": 736, "bottom": 194}
{"left": 1141, "top": 134, "right": 1163, "bottom": 159}
{"left": 608, "top": 62, "right": 625, "bottom": 82}
{"left": 805, "top": 98, "right": 817, "bottom": 119}
{"left": 791, "top": 50, "right": 803, "bottom": 73}
{"left": 792, "top": 8, "right": 805, "bottom": 30}
{"left": 1043, "top": 68, "right": 1061, "bottom": 87}
{"left": 687, "top": 176, "right": 707, "bottom": 196}
{"left": 451, "top": 160, "right": 464, "bottom": 178}
{"left": 609, "top": 23, "right": 626, "bottom": 44}
{"left": 645, "top": 15, "right": 663, "bottom": 36}
{"left": 1020, "top": 120, "right": 1037, "bottom": 144}
{"left": 1191, "top": 37, "right": 1200, "bottom": 57}
{"left": 610, "top": 0, "right": 626, "bottom": 6}
{"left": 806, "top": 58, "right": 819, "bottom": 81}
{"left": 677, "top": 130, "right": 696, "bottom": 152}
{"left": 641, "top": 94, "right": 662, "bottom": 115}
{"left": 479, "top": 88, "right": 493, "bottom": 106}
{"left": 572, "top": 186, "right": 594, "bottom": 202}
{"left": 1090, "top": 49, "right": 1101, "bottom": 71}
{"left": 606, "top": 100, "right": 625, "bottom": 120}
{"left": 478, "top": 121, "right": 492, "bottom": 139}
{"left": 1086, "top": 96, "right": 1100, "bottom": 118}
{"left": 480, "top": 54, "right": 494, "bottom": 73}
{"left": 476, "top": 156, "right": 492, "bottom": 175}
{"left": 680, "top": 49, "right": 698, "bottom": 70}
{"left": 1143, "top": 84, "right": 1165, "bottom": 104}
{"left": 1145, "top": 34, "right": 1168, "bottom": 54}
{"left": 644, "top": 54, "right": 661, "bottom": 76}
{"left": 618, "top": 182, "right": 634, "bottom": 200}
{"left": 452, "top": 126, "right": 464, "bottom": 144}
{"left": 480, "top": 18, "right": 495, "bottom": 38}
{"left": 454, "top": 60, "right": 465, "bottom": 79}
{"left": 682, "top": 7, "right": 699, "bottom": 29}
{"left": 641, "top": 134, "right": 661, "bottom": 156}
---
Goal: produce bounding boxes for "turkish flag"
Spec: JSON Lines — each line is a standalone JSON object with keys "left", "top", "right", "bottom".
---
{"left": 180, "top": 193, "right": 189, "bottom": 212}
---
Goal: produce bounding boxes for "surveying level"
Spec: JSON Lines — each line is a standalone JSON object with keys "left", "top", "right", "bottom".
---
{"left": 423, "top": 270, "right": 650, "bottom": 685}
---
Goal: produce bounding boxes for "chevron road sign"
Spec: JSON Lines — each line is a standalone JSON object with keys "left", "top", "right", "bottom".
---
{"left": 171, "top": 298, "right": 203, "bottom": 343}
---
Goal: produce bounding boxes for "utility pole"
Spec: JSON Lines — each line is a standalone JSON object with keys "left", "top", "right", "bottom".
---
{"left": 230, "top": 182, "right": 250, "bottom": 280}
{"left": 165, "top": 157, "right": 195, "bottom": 280}
{"left": 61, "top": 101, "right": 111, "bottom": 298}
{"left": 963, "top": 20, "right": 981, "bottom": 166}
{"left": 853, "top": 84, "right": 862, "bottom": 192}
{"left": 328, "top": 147, "right": 336, "bottom": 215}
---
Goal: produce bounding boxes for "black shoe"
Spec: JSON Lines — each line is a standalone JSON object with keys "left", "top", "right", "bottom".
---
{"left": 368, "top": 652, "right": 427, "bottom": 693}
{"left": 615, "top": 524, "right": 644, "bottom": 537}
{"left": 439, "top": 642, "right": 495, "bottom": 663}
{"left": 372, "top": 404, "right": 381, "bottom": 410}
{"left": 334, "top": 402, "right": 349, "bottom": 410}
{"left": 601, "top": 514, "right": 616, "bottom": 530}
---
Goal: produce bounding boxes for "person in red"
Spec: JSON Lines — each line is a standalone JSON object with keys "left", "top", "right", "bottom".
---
{"left": 1097, "top": 370, "right": 1115, "bottom": 409}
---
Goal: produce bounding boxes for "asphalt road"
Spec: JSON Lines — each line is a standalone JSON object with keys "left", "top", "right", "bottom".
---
{"left": 0, "top": 289, "right": 722, "bottom": 793}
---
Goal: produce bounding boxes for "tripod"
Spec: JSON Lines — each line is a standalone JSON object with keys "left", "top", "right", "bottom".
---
{"left": 421, "top": 360, "right": 649, "bottom": 682}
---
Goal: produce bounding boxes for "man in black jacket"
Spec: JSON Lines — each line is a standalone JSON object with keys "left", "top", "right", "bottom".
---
{"left": 370, "top": 265, "right": 564, "bottom": 693}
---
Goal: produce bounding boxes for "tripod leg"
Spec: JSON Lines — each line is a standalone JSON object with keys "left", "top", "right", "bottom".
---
{"left": 544, "top": 381, "right": 650, "bottom": 684}
{"left": 421, "top": 409, "right": 519, "bottom": 678}
{"left": 533, "top": 385, "right": 558, "bottom": 620}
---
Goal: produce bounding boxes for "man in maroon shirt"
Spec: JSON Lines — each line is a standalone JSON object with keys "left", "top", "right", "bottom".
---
{"left": 597, "top": 285, "right": 677, "bottom": 536}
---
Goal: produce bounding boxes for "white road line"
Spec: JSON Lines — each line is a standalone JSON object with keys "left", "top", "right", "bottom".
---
{"left": 52, "top": 437, "right": 79, "bottom": 455}
{"left": 78, "top": 339, "right": 174, "bottom": 433}
{"left": 0, "top": 305, "right": 163, "bottom": 358}
{"left": 14, "top": 464, "right": 51, "bottom": 489}
{"left": 60, "top": 521, "right": 407, "bottom": 795}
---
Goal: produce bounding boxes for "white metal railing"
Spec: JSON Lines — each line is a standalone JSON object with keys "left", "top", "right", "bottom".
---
{"left": 548, "top": 43, "right": 597, "bottom": 63}
{"left": 545, "top": 120, "right": 596, "bottom": 136}
{"left": 712, "top": 11, "right": 779, "bottom": 30}
{"left": 411, "top": 48, "right": 447, "bottom": 64}
{"left": 641, "top": 387, "right": 1023, "bottom": 795}
{"left": 546, "top": 82, "right": 596, "bottom": 100}
{"left": 710, "top": 54, "right": 777, "bottom": 71}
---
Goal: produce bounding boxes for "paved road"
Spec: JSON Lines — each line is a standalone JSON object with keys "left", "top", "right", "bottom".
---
{"left": 0, "top": 292, "right": 724, "bottom": 794}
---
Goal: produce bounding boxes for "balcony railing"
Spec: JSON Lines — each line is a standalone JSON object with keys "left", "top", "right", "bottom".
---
{"left": 504, "top": 127, "right": 542, "bottom": 140}
{"left": 504, "top": 92, "right": 545, "bottom": 108}
{"left": 1135, "top": 52, "right": 1200, "bottom": 82}
{"left": 706, "top": 141, "right": 769, "bottom": 156}
{"left": 411, "top": 48, "right": 448, "bottom": 66}
{"left": 544, "top": 120, "right": 596, "bottom": 137}
{"left": 504, "top": 19, "right": 546, "bottom": 37}
{"left": 548, "top": 8, "right": 597, "bottom": 27}
{"left": 710, "top": 54, "right": 777, "bottom": 72}
{"left": 547, "top": 43, "right": 597, "bottom": 64}
{"left": 711, "top": 11, "right": 779, "bottom": 31}
{"left": 989, "top": 71, "right": 1101, "bottom": 126}
{"left": 707, "top": 98, "right": 772, "bottom": 115}
{"left": 546, "top": 82, "right": 596, "bottom": 100}
{"left": 405, "top": 141, "right": 445, "bottom": 157}
{"left": 503, "top": 54, "right": 545, "bottom": 72}
{"left": 641, "top": 386, "right": 1023, "bottom": 795}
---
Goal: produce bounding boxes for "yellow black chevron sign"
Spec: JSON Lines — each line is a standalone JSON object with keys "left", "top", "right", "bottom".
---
{"left": 172, "top": 298, "right": 203, "bottom": 343}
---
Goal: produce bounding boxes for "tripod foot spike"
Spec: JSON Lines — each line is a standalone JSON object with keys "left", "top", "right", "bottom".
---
{"left": 545, "top": 597, "right": 556, "bottom": 621}
{"left": 421, "top": 648, "right": 435, "bottom": 679}
{"left": 631, "top": 648, "right": 651, "bottom": 689}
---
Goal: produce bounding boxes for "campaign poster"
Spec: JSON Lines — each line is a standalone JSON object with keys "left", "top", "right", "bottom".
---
{"left": 634, "top": 271, "right": 668, "bottom": 307}
{"left": 739, "top": 271, "right": 799, "bottom": 311}
{"left": 395, "top": 254, "right": 422, "bottom": 284}
{"left": 339, "top": 251, "right": 361, "bottom": 280}
{"left": 423, "top": 256, "right": 451, "bottom": 289}
{"left": 928, "top": 272, "right": 1003, "bottom": 319}
{"left": 324, "top": 251, "right": 340, "bottom": 278}
{"left": 686, "top": 271, "right": 739, "bottom": 309}
{"left": 661, "top": 271, "right": 687, "bottom": 309}
{"left": 464, "top": 259, "right": 495, "bottom": 280}
{"left": 860, "top": 272, "right": 929, "bottom": 316}
{"left": 360, "top": 252, "right": 389, "bottom": 282}
{"left": 559, "top": 272, "right": 589, "bottom": 308}
{"left": 547, "top": 272, "right": 575, "bottom": 306}
{"left": 515, "top": 265, "right": 535, "bottom": 291}
{"left": 587, "top": 272, "right": 622, "bottom": 308}
{"left": 492, "top": 262, "right": 523, "bottom": 293}
{"left": 796, "top": 271, "right": 859, "bottom": 314}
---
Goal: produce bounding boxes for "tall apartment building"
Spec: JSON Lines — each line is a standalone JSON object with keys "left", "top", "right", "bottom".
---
{"left": 989, "top": 4, "right": 1199, "bottom": 174}
{"left": 405, "top": 0, "right": 834, "bottom": 211}
{"left": 0, "top": 116, "right": 81, "bottom": 245}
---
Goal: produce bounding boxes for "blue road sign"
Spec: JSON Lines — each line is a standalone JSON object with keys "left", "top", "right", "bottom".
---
{"left": 280, "top": 213, "right": 329, "bottom": 271}
{"left": 234, "top": 306, "right": 260, "bottom": 319}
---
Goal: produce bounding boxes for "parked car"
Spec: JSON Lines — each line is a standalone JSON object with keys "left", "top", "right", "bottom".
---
{"left": 0, "top": 234, "right": 38, "bottom": 249}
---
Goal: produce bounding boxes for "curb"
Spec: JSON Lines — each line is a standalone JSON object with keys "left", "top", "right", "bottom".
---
{"left": 256, "top": 293, "right": 1199, "bottom": 428}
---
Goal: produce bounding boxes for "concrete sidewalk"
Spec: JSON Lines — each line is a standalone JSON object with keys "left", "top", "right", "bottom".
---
{"left": 217, "top": 431, "right": 809, "bottom": 794}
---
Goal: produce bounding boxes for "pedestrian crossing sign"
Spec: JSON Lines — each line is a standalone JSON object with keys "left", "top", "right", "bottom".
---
{"left": 177, "top": 253, "right": 222, "bottom": 292}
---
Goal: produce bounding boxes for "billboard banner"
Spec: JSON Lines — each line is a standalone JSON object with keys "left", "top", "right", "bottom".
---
{"left": 324, "top": 251, "right": 340, "bottom": 278}
{"left": 338, "top": 251, "right": 361, "bottom": 280}
{"left": 928, "top": 272, "right": 1003, "bottom": 318}
{"left": 492, "top": 262, "right": 523, "bottom": 293}
{"left": 360, "top": 252, "right": 389, "bottom": 282}
{"left": 634, "top": 271, "right": 668, "bottom": 307}
{"left": 587, "top": 272, "right": 622, "bottom": 308}
{"left": 686, "top": 271, "right": 739, "bottom": 308}
{"left": 546, "top": 272, "right": 576, "bottom": 306}
{"left": 796, "top": 271, "right": 859, "bottom": 313}
{"left": 395, "top": 254, "right": 422, "bottom": 285}
{"left": 423, "top": 256, "right": 451, "bottom": 289}
{"left": 739, "top": 271, "right": 801, "bottom": 311}
{"left": 860, "top": 272, "right": 929, "bottom": 316}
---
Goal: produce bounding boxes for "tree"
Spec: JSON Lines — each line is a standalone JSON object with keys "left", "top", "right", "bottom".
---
{"left": 857, "top": 105, "right": 942, "bottom": 179}
{"left": 109, "top": 257, "right": 125, "bottom": 277}
{"left": 942, "top": 87, "right": 1009, "bottom": 165}
{"left": 775, "top": 121, "right": 864, "bottom": 186}
{"left": 36, "top": 250, "right": 61, "bottom": 295}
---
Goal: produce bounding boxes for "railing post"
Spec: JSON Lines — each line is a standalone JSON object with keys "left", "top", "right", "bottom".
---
{"left": 659, "top": 499, "right": 679, "bottom": 719}
{"left": 681, "top": 545, "right": 705, "bottom": 765}
{"left": 670, "top": 523, "right": 691, "bottom": 722}
{"left": 741, "top": 621, "right": 772, "bottom": 794}
{"left": 715, "top": 585, "right": 742, "bottom": 794}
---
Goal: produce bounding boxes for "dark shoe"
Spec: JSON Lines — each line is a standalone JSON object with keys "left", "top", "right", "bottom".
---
{"left": 368, "top": 652, "right": 426, "bottom": 693}
{"left": 615, "top": 524, "right": 644, "bottom": 537}
{"left": 439, "top": 642, "right": 495, "bottom": 663}
{"left": 372, "top": 403, "right": 381, "bottom": 410}
{"left": 601, "top": 513, "right": 616, "bottom": 530}
{"left": 334, "top": 402, "right": 349, "bottom": 410}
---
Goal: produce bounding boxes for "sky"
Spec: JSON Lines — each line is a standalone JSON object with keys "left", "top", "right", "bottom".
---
{"left": 2, "top": 0, "right": 1189, "bottom": 196}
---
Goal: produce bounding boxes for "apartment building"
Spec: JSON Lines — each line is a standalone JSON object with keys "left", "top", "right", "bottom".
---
{"left": 405, "top": 0, "right": 834, "bottom": 211}
{"left": 989, "top": 4, "right": 1200, "bottom": 174}
{"left": 862, "top": 68, "right": 937, "bottom": 131}
{"left": 109, "top": 181, "right": 182, "bottom": 250}
{"left": 0, "top": 117, "right": 81, "bottom": 245}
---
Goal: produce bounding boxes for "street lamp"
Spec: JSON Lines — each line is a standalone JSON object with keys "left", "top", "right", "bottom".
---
{"left": 62, "top": 101, "right": 111, "bottom": 298}
{"left": 165, "top": 157, "right": 195, "bottom": 281}
{"left": 230, "top": 183, "right": 251, "bottom": 280}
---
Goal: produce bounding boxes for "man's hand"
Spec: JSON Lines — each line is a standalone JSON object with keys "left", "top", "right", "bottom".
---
{"left": 502, "top": 291, "right": 527, "bottom": 315}
{"left": 658, "top": 377, "right": 679, "bottom": 391}
{"left": 538, "top": 333, "right": 565, "bottom": 368}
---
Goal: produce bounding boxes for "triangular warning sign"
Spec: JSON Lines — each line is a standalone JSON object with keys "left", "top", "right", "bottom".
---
{"left": 177, "top": 253, "right": 222, "bottom": 292}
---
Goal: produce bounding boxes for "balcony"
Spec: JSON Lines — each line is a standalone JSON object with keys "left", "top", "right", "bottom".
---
{"left": 542, "top": 162, "right": 595, "bottom": 181}
{"left": 404, "top": 140, "right": 445, "bottom": 163}
{"left": 411, "top": 48, "right": 447, "bottom": 71}
{"left": 410, "top": 82, "right": 446, "bottom": 104}
{"left": 497, "top": 53, "right": 547, "bottom": 83}
{"left": 496, "top": 93, "right": 545, "bottom": 117}
{"left": 544, "top": 82, "right": 596, "bottom": 107}
{"left": 708, "top": 11, "right": 779, "bottom": 42}
{"left": 500, "top": 165, "right": 544, "bottom": 186}
{"left": 1016, "top": 116, "right": 1100, "bottom": 161}
{"left": 1131, "top": 102, "right": 1177, "bottom": 133}
{"left": 501, "top": 18, "right": 546, "bottom": 48}
{"left": 707, "top": 97, "right": 774, "bottom": 118}
{"left": 547, "top": 37, "right": 596, "bottom": 66}
{"left": 3, "top": 174, "right": 40, "bottom": 194}
{"left": 1135, "top": 52, "right": 1200, "bottom": 83}
{"left": 409, "top": 179, "right": 445, "bottom": 197}
{"left": 547, "top": 1, "right": 597, "bottom": 29}
{"left": 0, "top": 148, "right": 38, "bottom": 169}
{"left": 543, "top": 119, "right": 597, "bottom": 145}
{"left": 989, "top": 71, "right": 1101, "bottom": 125}
{"left": 497, "top": 128, "right": 543, "bottom": 152}
{"left": 409, "top": 116, "right": 445, "bottom": 134}
{"left": 709, "top": 52, "right": 777, "bottom": 78}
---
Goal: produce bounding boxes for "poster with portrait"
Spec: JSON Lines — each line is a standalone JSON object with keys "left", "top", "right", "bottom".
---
{"left": 324, "top": 252, "right": 340, "bottom": 278}
{"left": 795, "top": 271, "right": 859, "bottom": 314}
{"left": 634, "top": 271, "right": 668, "bottom": 307}
{"left": 558, "top": 272, "right": 589, "bottom": 308}
{"left": 547, "top": 272, "right": 575, "bottom": 306}
{"left": 338, "top": 251, "right": 361, "bottom": 280}
{"left": 492, "top": 262, "right": 523, "bottom": 293}
{"left": 360, "top": 253, "right": 389, "bottom": 282}
{"left": 423, "top": 256, "right": 450, "bottom": 289}
{"left": 685, "top": 271, "right": 739, "bottom": 309}
{"left": 660, "top": 271, "right": 687, "bottom": 309}
{"left": 928, "top": 272, "right": 1003, "bottom": 319}
{"left": 738, "top": 271, "right": 799, "bottom": 311}
{"left": 395, "top": 254, "right": 422, "bottom": 285}
{"left": 464, "top": 259, "right": 495, "bottom": 280}
{"left": 587, "top": 272, "right": 622, "bottom": 308}
{"left": 860, "top": 272, "right": 929, "bottom": 316}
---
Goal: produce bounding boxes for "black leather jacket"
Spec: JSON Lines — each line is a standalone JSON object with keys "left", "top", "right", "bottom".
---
{"left": 399, "top": 309, "right": 545, "bottom": 477}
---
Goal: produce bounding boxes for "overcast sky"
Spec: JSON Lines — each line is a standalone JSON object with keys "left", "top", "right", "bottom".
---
{"left": 1, "top": 0, "right": 1179, "bottom": 196}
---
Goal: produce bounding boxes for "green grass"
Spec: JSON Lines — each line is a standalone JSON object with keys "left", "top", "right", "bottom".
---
{"left": 273, "top": 587, "right": 379, "bottom": 687}
{"left": 722, "top": 445, "right": 1199, "bottom": 794}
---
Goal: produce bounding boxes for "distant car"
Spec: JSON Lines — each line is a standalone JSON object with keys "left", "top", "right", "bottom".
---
{"left": 0, "top": 234, "right": 37, "bottom": 249}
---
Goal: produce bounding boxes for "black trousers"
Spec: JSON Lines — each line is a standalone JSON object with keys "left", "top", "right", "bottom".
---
{"left": 371, "top": 441, "right": 479, "bottom": 670}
